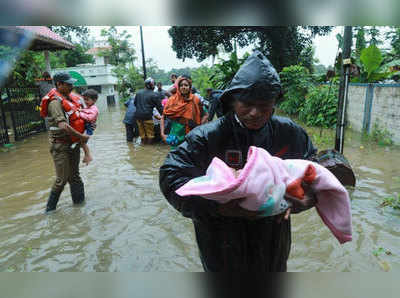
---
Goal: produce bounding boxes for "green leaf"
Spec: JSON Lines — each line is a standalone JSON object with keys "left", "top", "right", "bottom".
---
{"left": 360, "top": 45, "right": 383, "bottom": 79}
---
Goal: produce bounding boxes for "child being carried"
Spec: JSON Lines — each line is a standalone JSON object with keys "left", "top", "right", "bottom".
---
{"left": 77, "top": 89, "right": 99, "bottom": 165}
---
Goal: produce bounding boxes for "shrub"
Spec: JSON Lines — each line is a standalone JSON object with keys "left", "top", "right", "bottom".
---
{"left": 299, "top": 84, "right": 338, "bottom": 128}
{"left": 279, "top": 65, "right": 312, "bottom": 115}
{"left": 370, "top": 121, "right": 394, "bottom": 146}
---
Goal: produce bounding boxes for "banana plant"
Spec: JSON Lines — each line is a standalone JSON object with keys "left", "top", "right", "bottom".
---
{"left": 353, "top": 45, "right": 399, "bottom": 83}
{"left": 210, "top": 51, "right": 250, "bottom": 90}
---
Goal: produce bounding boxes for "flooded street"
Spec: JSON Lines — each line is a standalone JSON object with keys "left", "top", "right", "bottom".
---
{"left": 1, "top": 108, "right": 399, "bottom": 272}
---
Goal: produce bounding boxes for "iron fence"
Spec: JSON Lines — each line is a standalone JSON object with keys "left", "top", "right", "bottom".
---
{"left": 0, "top": 91, "right": 10, "bottom": 145}
{"left": 3, "top": 86, "right": 46, "bottom": 141}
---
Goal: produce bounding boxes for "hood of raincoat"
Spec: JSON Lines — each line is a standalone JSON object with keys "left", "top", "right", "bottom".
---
{"left": 219, "top": 50, "right": 282, "bottom": 114}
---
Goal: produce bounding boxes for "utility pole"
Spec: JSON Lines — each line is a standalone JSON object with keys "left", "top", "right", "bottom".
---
{"left": 335, "top": 26, "right": 353, "bottom": 154}
{"left": 139, "top": 25, "right": 147, "bottom": 80}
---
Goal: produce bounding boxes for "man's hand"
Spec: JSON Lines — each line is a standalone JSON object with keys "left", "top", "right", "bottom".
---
{"left": 81, "top": 134, "right": 90, "bottom": 143}
{"left": 218, "top": 198, "right": 264, "bottom": 220}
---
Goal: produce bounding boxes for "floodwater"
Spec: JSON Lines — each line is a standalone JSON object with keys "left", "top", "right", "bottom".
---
{"left": 0, "top": 107, "right": 399, "bottom": 272}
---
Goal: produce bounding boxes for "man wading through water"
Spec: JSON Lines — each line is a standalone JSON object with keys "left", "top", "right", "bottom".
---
{"left": 41, "top": 72, "right": 89, "bottom": 213}
{"left": 159, "top": 51, "right": 318, "bottom": 271}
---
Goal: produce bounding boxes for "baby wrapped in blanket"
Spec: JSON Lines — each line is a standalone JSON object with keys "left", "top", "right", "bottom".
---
{"left": 176, "top": 146, "right": 352, "bottom": 244}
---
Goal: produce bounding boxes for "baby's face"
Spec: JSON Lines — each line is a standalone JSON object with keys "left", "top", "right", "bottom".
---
{"left": 84, "top": 96, "right": 95, "bottom": 107}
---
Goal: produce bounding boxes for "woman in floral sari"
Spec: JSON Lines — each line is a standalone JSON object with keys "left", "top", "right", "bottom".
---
{"left": 161, "top": 77, "right": 208, "bottom": 148}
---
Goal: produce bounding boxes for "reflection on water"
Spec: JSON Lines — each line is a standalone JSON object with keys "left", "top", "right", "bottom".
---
{"left": 0, "top": 108, "right": 399, "bottom": 272}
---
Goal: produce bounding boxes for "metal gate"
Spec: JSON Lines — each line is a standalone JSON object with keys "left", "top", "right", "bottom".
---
{"left": 4, "top": 86, "right": 46, "bottom": 141}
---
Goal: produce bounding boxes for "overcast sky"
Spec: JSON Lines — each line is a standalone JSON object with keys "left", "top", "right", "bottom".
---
{"left": 89, "top": 26, "right": 342, "bottom": 71}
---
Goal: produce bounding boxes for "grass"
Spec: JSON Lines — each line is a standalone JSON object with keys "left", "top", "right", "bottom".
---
{"left": 379, "top": 194, "right": 400, "bottom": 210}
{"left": 275, "top": 109, "right": 335, "bottom": 150}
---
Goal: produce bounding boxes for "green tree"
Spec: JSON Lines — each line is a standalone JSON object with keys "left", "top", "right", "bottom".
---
{"left": 141, "top": 58, "right": 168, "bottom": 84}
{"left": 298, "top": 45, "right": 317, "bottom": 73}
{"left": 279, "top": 65, "right": 312, "bottom": 115}
{"left": 299, "top": 85, "right": 338, "bottom": 128}
{"left": 314, "top": 64, "right": 327, "bottom": 75}
{"left": 353, "top": 45, "right": 398, "bottom": 83}
{"left": 367, "top": 26, "right": 382, "bottom": 46}
{"left": 48, "top": 26, "right": 89, "bottom": 43}
{"left": 387, "top": 27, "right": 400, "bottom": 55}
{"left": 48, "top": 26, "right": 93, "bottom": 67}
{"left": 191, "top": 66, "right": 214, "bottom": 96}
{"left": 210, "top": 51, "right": 250, "bottom": 89}
{"left": 61, "top": 44, "right": 94, "bottom": 67}
{"left": 355, "top": 26, "right": 367, "bottom": 59}
{"left": 168, "top": 26, "right": 332, "bottom": 72}
{"left": 100, "top": 26, "right": 137, "bottom": 66}
{"left": 6, "top": 50, "right": 46, "bottom": 86}
{"left": 99, "top": 26, "right": 142, "bottom": 99}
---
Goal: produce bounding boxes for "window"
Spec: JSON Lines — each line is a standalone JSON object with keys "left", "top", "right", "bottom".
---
{"left": 88, "top": 85, "right": 102, "bottom": 94}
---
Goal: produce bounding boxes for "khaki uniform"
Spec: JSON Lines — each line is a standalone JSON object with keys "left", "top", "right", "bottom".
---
{"left": 47, "top": 100, "right": 83, "bottom": 194}
{"left": 136, "top": 119, "right": 155, "bottom": 140}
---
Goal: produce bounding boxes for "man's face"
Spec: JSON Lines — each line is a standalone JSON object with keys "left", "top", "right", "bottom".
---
{"left": 57, "top": 82, "right": 73, "bottom": 96}
{"left": 157, "top": 83, "right": 162, "bottom": 90}
{"left": 234, "top": 99, "right": 275, "bottom": 130}
{"left": 170, "top": 75, "right": 177, "bottom": 83}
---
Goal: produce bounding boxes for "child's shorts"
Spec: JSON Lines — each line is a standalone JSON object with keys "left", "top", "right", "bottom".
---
{"left": 85, "top": 122, "right": 94, "bottom": 136}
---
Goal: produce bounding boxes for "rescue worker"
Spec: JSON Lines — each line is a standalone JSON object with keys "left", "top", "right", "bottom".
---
{"left": 159, "top": 51, "right": 318, "bottom": 271}
{"left": 41, "top": 72, "right": 89, "bottom": 213}
{"left": 134, "top": 77, "right": 163, "bottom": 144}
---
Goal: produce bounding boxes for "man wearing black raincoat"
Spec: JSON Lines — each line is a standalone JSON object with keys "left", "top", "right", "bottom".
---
{"left": 159, "top": 51, "right": 317, "bottom": 271}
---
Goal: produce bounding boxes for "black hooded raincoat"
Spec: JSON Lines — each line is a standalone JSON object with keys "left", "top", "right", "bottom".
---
{"left": 159, "top": 51, "right": 316, "bottom": 271}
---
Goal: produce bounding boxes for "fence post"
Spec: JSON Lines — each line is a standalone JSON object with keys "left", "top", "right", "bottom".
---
{"left": 0, "top": 90, "right": 10, "bottom": 144}
{"left": 362, "top": 84, "right": 375, "bottom": 133}
{"left": 6, "top": 88, "right": 19, "bottom": 141}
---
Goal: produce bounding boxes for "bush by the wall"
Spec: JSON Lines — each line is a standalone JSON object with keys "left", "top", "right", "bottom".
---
{"left": 279, "top": 65, "right": 312, "bottom": 115}
{"left": 299, "top": 84, "right": 338, "bottom": 128}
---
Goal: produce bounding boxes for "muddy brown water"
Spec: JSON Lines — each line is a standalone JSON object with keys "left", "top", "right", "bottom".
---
{"left": 1, "top": 107, "right": 399, "bottom": 272}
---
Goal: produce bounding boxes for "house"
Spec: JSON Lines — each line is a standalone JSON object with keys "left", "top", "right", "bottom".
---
{"left": 51, "top": 40, "right": 119, "bottom": 111}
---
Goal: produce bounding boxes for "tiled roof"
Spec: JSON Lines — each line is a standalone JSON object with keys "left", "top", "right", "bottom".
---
{"left": 15, "top": 26, "right": 74, "bottom": 51}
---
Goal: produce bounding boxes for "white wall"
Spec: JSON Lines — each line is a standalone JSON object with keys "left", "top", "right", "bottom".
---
{"left": 347, "top": 84, "right": 400, "bottom": 144}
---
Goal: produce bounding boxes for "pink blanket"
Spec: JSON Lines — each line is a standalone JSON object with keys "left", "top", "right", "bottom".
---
{"left": 176, "top": 146, "right": 352, "bottom": 244}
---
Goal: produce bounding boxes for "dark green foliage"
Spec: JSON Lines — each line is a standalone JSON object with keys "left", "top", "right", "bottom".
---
{"left": 370, "top": 122, "right": 393, "bottom": 146}
{"left": 298, "top": 45, "right": 316, "bottom": 73}
{"left": 386, "top": 27, "right": 400, "bottom": 56}
{"left": 48, "top": 26, "right": 89, "bottom": 43}
{"left": 279, "top": 65, "right": 312, "bottom": 115}
{"left": 191, "top": 66, "right": 214, "bottom": 96}
{"left": 61, "top": 44, "right": 93, "bottom": 67}
{"left": 352, "top": 45, "right": 397, "bottom": 83}
{"left": 299, "top": 85, "right": 338, "bottom": 128}
{"left": 168, "top": 26, "right": 332, "bottom": 72}
{"left": 210, "top": 51, "right": 249, "bottom": 90}
{"left": 99, "top": 27, "right": 142, "bottom": 99}
{"left": 5, "top": 50, "right": 48, "bottom": 87}
{"left": 367, "top": 26, "right": 382, "bottom": 46}
{"left": 314, "top": 64, "right": 328, "bottom": 75}
{"left": 355, "top": 27, "right": 367, "bottom": 59}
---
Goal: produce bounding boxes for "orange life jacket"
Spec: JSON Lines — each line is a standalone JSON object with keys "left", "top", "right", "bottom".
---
{"left": 40, "top": 88, "right": 85, "bottom": 143}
